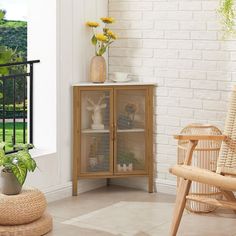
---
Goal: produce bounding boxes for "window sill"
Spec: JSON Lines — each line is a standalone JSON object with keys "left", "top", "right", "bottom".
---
{"left": 29, "top": 148, "right": 56, "bottom": 159}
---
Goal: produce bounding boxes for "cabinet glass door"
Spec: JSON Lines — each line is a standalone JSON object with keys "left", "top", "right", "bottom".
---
{"left": 114, "top": 88, "right": 147, "bottom": 174}
{"left": 80, "top": 89, "right": 113, "bottom": 175}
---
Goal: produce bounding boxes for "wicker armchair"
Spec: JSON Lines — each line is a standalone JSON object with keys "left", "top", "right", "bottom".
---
{"left": 169, "top": 86, "right": 236, "bottom": 236}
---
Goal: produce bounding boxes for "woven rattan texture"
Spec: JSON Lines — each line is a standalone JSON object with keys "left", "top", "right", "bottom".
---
{"left": 0, "top": 213, "right": 52, "bottom": 236}
{"left": 218, "top": 86, "right": 236, "bottom": 173}
{"left": 0, "top": 188, "right": 46, "bottom": 225}
{"left": 178, "top": 124, "right": 222, "bottom": 213}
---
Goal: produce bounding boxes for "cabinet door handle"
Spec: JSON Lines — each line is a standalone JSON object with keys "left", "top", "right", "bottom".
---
{"left": 111, "top": 124, "right": 114, "bottom": 141}
{"left": 114, "top": 123, "right": 117, "bottom": 141}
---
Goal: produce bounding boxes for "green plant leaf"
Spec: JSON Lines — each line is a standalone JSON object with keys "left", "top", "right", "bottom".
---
{"left": 0, "top": 145, "right": 5, "bottom": 164}
{"left": 0, "top": 152, "right": 5, "bottom": 166}
{"left": 28, "top": 158, "right": 37, "bottom": 172}
{"left": 117, "top": 151, "right": 138, "bottom": 165}
{"left": 16, "top": 150, "right": 36, "bottom": 172}
{"left": 0, "top": 10, "right": 5, "bottom": 21}
{"left": 0, "top": 143, "right": 17, "bottom": 167}
{"left": 11, "top": 161, "right": 27, "bottom": 185}
{"left": 0, "top": 142, "right": 5, "bottom": 149}
{"left": 91, "top": 35, "right": 97, "bottom": 45}
{"left": 0, "top": 141, "right": 36, "bottom": 185}
{"left": 218, "top": 0, "right": 236, "bottom": 36}
{"left": 98, "top": 46, "right": 106, "bottom": 56}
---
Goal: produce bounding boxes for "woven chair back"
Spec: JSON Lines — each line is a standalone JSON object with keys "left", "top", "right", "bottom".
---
{"left": 217, "top": 86, "right": 236, "bottom": 175}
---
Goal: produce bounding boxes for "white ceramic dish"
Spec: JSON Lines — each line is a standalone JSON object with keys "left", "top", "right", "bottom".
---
{"left": 111, "top": 77, "right": 132, "bottom": 83}
{"left": 111, "top": 72, "right": 132, "bottom": 82}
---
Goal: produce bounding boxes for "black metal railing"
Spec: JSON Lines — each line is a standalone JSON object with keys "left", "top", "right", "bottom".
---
{"left": 0, "top": 60, "right": 40, "bottom": 153}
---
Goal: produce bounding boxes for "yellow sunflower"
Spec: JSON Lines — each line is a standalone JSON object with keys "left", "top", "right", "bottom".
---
{"left": 101, "top": 17, "right": 115, "bottom": 24}
{"left": 107, "top": 30, "right": 118, "bottom": 40}
{"left": 86, "top": 21, "right": 99, "bottom": 28}
{"left": 95, "top": 34, "right": 108, "bottom": 42}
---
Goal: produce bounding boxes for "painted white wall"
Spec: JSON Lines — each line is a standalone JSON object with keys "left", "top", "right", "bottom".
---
{"left": 58, "top": 0, "right": 108, "bottom": 193}
{"left": 25, "top": 0, "right": 108, "bottom": 201}
{"left": 108, "top": 0, "right": 236, "bottom": 193}
{"left": 27, "top": 0, "right": 57, "bottom": 152}
{"left": 25, "top": 0, "right": 236, "bottom": 199}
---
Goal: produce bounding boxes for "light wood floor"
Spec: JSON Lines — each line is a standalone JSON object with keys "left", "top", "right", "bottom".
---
{"left": 47, "top": 185, "right": 236, "bottom": 236}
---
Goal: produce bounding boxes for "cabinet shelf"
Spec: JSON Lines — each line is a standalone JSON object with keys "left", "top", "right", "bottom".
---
{"left": 117, "top": 129, "right": 145, "bottom": 133}
{"left": 82, "top": 129, "right": 110, "bottom": 134}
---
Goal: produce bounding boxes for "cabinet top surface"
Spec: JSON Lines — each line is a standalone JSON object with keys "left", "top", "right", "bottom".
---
{"left": 73, "top": 81, "right": 157, "bottom": 87}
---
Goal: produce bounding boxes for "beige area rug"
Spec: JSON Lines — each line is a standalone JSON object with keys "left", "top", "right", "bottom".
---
{"left": 63, "top": 201, "right": 174, "bottom": 236}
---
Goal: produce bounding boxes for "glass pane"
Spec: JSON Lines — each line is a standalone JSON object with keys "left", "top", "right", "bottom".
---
{"left": 116, "top": 90, "right": 145, "bottom": 130}
{"left": 116, "top": 89, "right": 146, "bottom": 173}
{"left": 81, "top": 90, "right": 110, "bottom": 131}
{"left": 80, "top": 90, "right": 111, "bottom": 173}
{"left": 81, "top": 133, "right": 110, "bottom": 173}
{"left": 116, "top": 133, "right": 146, "bottom": 172}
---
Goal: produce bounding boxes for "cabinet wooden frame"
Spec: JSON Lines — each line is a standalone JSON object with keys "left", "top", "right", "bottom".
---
{"left": 73, "top": 85, "right": 154, "bottom": 196}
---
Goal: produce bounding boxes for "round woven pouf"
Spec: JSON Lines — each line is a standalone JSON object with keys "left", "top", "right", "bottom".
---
{"left": 0, "top": 187, "right": 47, "bottom": 225}
{"left": 0, "top": 213, "right": 53, "bottom": 236}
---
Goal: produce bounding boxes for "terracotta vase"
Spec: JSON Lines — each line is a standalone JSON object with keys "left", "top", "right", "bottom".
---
{"left": 90, "top": 56, "right": 106, "bottom": 83}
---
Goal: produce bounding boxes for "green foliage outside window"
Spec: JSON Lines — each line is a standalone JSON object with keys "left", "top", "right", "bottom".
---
{"left": 0, "top": 9, "right": 27, "bottom": 104}
{"left": 0, "top": 9, "right": 28, "bottom": 149}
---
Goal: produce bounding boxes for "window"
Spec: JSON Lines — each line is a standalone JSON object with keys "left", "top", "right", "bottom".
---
{"left": 0, "top": 1, "right": 30, "bottom": 152}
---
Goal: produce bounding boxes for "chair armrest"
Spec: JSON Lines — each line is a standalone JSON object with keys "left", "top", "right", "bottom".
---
{"left": 174, "top": 134, "right": 227, "bottom": 141}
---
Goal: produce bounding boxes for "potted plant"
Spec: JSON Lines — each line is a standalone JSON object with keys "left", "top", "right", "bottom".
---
{"left": 0, "top": 142, "right": 37, "bottom": 195}
{"left": 86, "top": 17, "right": 118, "bottom": 83}
{"left": 117, "top": 151, "right": 140, "bottom": 172}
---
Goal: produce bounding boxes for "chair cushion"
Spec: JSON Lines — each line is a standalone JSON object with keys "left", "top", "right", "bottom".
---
{"left": 169, "top": 165, "right": 236, "bottom": 191}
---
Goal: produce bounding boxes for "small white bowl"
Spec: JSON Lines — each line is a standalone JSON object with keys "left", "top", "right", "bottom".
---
{"left": 112, "top": 72, "right": 131, "bottom": 82}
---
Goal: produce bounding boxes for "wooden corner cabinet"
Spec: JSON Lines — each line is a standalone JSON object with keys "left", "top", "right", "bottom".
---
{"left": 72, "top": 83, "right": 154, "bottom": 196}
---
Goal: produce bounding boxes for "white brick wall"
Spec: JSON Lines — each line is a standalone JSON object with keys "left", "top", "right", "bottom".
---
{"left": 108, "top": 0, "right": 236, "bottom": 189}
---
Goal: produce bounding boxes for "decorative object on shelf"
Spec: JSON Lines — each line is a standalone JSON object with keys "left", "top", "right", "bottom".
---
{"left": 117, "top": 163, "right": 133, "bottom": 172}
{"left": 87, "top": 95, "right": 107, "bottom": 130}
{"left": 117, "top": 151, "right": 139, "bottom": 172}
{"left": 89, "top": 157, "right": 98, "bottom": 168}
{"left": 0, "top": 143, "right": 37, "bottom": 195}
{"left": 111, "top": 72, "right": 131, "bottom": 83}
{"left": 86, "top": 17, "right": 118, "bottom": 83}
{"left": 88, "top": 137, "right": 108, "bottom": 172}
{"left": 118, "top": 103, "right": 137, "bottom": 129}
{"left": 218, "top": 0, "right": 236, "bottom": 37}
{"left": 88, "top": 137, "right": 98, "bottom": 169}
{"left": 90, "top": 56, "right": 106, "bottom": 83}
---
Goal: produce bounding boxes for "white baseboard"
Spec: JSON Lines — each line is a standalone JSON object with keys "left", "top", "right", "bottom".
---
{"left": 43, "top": 179, "right": 106, "bottom": 202}
{"left": 111, "top": 177, "right": 148, "bottom": 191}
{"left": 111, "top": 177, "right": 176, "bottom": 195}
{"left": 155, "top": 179, "right": 176, "bottom": 195}
{"left": 42, "top": 178, "right": 176, "bottom": 203}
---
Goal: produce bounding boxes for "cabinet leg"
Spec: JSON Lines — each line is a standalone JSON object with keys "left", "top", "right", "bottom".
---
{"left": 72, "top": 179, "right": 78, "bottom": 196}
{"left": 107, "top": 178, "right": 110, "bottom": 186}
{"left": 148, "top": 175, "right": 154, "bottom": 193}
